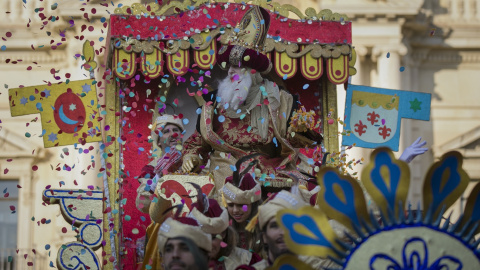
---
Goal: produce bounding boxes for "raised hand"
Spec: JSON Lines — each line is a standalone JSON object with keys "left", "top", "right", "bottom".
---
{"left": 399, "top": 137, "right": 428, "bottom": 163}
{"left": 181, "top": 156, "right": 200, "bottom": 173}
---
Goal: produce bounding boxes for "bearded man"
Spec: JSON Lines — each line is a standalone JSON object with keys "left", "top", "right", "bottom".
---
{"left": 181, "top": 6, "right": 321, "bottom": 190}
{"left": 158, "top": 217, "right": 211, "bottom": 270}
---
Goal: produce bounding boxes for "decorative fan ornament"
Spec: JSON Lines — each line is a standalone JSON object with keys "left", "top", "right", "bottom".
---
{"left": 272, "top": 148, "right": 480, "bottom": 270}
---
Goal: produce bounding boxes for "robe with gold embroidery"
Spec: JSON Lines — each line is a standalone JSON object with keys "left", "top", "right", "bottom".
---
{"left": 183, "top": 90, "right": 320, "bottom": 189}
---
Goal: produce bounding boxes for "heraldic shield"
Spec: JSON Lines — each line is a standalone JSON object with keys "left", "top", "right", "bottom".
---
{"left": 349, "top": 90, "right": 399, "bottom": 144}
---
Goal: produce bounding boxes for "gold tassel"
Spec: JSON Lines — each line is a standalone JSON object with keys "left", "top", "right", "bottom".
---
{"left": 221, "top": 192, "right": 227, "bottom": 208}
{"left": 245, "top": 212, "right": 259, "bottom": 232}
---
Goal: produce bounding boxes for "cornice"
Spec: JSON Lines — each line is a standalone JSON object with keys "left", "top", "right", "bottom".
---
{"left": 0, "top": 127, "right": 45, "bottom": 158}
{"left": 371, "top": 43, "right": 408, "bottom": 60}
{"left": 0, "top": 50, "right": 69, "bottom": 67}
{"left": 56, "top": 0, "right": 112, "bottom": 19}
{"left": 411, "top": 49, "right": 480, "bottom": 64}
{"left": 438, "top": 125, "right": 480, "bottom": 154}
{"left": 320, "top": 0, "right": 423, "bottom": 19}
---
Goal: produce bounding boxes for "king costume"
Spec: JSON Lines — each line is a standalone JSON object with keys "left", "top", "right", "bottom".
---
{"left": 182, "top": 6, "right": 322, "bottom": 190}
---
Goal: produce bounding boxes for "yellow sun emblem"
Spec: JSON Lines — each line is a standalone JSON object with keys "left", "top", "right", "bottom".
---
{"left": 270, "top": 148, "right": 480, "bottom": 269}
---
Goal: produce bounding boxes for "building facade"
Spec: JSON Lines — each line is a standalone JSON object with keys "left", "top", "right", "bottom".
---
{"left": 320, "top": 0, "right": 480, "bottom": 216}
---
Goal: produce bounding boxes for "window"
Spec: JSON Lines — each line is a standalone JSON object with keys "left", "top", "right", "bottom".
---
{"left": 0, "top": 180, "right": 18, "bottom": 270}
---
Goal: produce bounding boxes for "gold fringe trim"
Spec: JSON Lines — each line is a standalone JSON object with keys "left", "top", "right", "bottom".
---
{"left": 221, "top": 192, "right": 228, "bottom": 208}
{"left": 245, "top": 212, "right": 259, "bottom": 232}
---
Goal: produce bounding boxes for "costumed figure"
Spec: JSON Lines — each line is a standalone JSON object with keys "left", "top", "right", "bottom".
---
{"left": 239, "top": 190, "right": 339, "bottom": 270}
{"left": 136, "top": 114, "right": 185, "bottom": 213}
{"left": 157, "top": 209, "right": 211, "bottom": 270}
{"left": 187, "top": 184, "right": 262, "bottom": 269}
{"left": 137, "top": 114, "right": 184, "bottom": 270}
{"left": 219, "top": 155, "right": 264, "bottom": 254}
{"left": 181, "top": 6, "right": 322, "bottom": 190}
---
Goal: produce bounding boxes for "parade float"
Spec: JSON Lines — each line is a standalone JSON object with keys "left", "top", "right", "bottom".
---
{"left": 99, "top": 1, "right": 354, "bottom": 268}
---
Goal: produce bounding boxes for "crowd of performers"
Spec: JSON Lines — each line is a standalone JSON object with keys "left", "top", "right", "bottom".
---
{"left": 133, "top": 6, "right": 427, "bottom": 270}
{"left": 135, "top": 111, "right": 425, "bottom": 270}
{"left": 135, "top": 108, "right": 336, "bottom": 270}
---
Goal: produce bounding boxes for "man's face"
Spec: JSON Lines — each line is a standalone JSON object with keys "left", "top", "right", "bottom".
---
{"left": 228, "top": 66, "right": 244, "bottom": 79}
{"left": 263, "top": 218, "right": 289, "bottom": 261}
{"left": 158, "top": 124, "right": 182, "bottom": 151}
{"left": 163, "top": 239, "right": 198, "bottom": 270}
{"left": 227, "top": 202, "right": 252, "bottom": 224}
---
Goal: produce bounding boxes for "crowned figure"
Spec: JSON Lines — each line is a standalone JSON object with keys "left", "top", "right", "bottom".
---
{"left": 181, "top": 6, "right": 323, "bottom": 190}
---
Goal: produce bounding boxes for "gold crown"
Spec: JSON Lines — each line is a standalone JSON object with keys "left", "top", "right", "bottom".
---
{"left": 225, "top": 6, "right": 270, "bottom": 52}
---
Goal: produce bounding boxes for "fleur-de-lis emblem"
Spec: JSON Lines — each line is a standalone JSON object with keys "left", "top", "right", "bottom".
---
{"left": 370, "top": 238, "right": 462, "bottom": 270}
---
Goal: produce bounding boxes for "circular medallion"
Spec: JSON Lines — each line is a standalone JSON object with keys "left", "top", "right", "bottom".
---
{"left": 344, "top": 227, "right": 478, "bottom": 269}
{"left": 53, "top": 92, "right": 86, "bottom": 133}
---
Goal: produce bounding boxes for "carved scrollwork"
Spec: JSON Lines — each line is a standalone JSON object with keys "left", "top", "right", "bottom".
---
{"left": 113, "top": 0, "right": 349, "bottom": 22}
{"left": 57, "top": 242, "right": 100, "bottom": 270}
{"left": 113, "top": 28, "right": 224, "bottom": 54}
{"left": 79, "top": 223, "right": 103, "bottom": 249}
{"left": 114, "top": 35, "right": 351, "bottom": 59}
{"left": 43, "top": 189, "right": 104, "bottom": 269}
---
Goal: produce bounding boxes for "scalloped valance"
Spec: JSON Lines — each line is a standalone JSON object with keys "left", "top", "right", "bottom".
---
{"left": 108, "top": 2, "right": 354, "bottom": 84}
{"left": 112, "top": 40, "right": 353, "bottom": 84}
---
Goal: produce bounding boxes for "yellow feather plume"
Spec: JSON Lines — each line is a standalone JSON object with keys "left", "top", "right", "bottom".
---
{"left": 245, "top": 212, "right": 259, "bottom": 232}
{"left": 221, "top": 192, "right": 227, "bottom": 208}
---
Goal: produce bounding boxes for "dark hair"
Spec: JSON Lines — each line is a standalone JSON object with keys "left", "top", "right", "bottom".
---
{"left": 231, "top": 200, "right": 263, "bottom": 253}
{"left": 216, "top": 226, "right": 237, "bottom": 258}
{"left": 164, "top": 237, "right": 209, "bottom": 269}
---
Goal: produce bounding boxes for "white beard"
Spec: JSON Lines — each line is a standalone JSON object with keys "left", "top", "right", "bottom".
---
{"left": 217, "top": 72, "right": 253, "bottom": 110}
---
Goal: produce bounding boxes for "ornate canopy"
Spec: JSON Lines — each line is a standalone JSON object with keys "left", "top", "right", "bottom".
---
{"left": 107, "top": 1, "right": 355, "bottom": 84}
